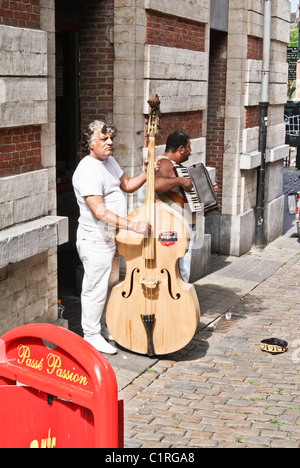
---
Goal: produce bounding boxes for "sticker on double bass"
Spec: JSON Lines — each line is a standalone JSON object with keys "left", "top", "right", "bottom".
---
{"left": 158, "top": 231, "right": 178, "bottom": 246}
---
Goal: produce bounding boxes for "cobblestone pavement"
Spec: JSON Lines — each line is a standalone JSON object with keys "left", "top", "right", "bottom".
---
{"left": 117, "top": 167, "right": 300, "bottom": 448}
{"left": 120, "top": 252, "right": 300, "bottom": 448}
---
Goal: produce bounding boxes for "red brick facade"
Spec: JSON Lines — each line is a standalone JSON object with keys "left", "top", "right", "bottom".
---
{"left": 154, "top": 111, "right": 203, "bottom": 147}
{"left": 0, "top": 0, "right": 40, "bottom": 29}
{"left": 206, "top": 31, "right": 228, "bottom": 206}
{"left": 247, "top": 35, "right": 263, "bottom": 61}
{"left": 0, "top": 126, "right": 42, "bottom": 177}
{"left": 79, "top": 0, "right": 114, "bottom": 131}
{"left": 245, "top": 105, "right": 260, "bottom": 128}
{"left": 147, "top": 10, "right": 206, "bottom": 52}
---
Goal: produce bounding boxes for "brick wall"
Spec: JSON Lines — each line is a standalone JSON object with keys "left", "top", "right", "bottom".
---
{"left": 146, "top": 11, "right": 205, "bottom": 142}
{"left": 147, "top": 10, "right": 206, "bottom": 52}
{"left": 245, "top": 105, "right": 260, "bottom": 128}
{"left": 79, "top": 0, "right": 114, "bottom": 130}
{"left": 0, "top": 126, "right": 42, "bottom": 177}
{"left": 0, "top": 1, "right": 62, "bottom": 333}
{"left": 0, "top": 0, "right": 40, "bottom": 29}
{"left": 206, "top": 31, "right": 228, "bottom": 206}
{"left": 153, "top": 111, "right": 203, "bottom": 146}
{"left": 247, "top": 35, "right": 263, "bottom": 61}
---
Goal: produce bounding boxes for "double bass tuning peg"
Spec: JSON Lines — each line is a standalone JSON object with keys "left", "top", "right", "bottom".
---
{"left": 147, "top": 94, "right": 161, "bottom": 110}
{"left": 147, "top": 94, "right": 161, "bottom": 135}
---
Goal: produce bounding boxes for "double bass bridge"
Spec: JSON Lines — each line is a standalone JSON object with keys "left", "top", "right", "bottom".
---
{"left": 140, "top": 278, "right": 160, "bottom": 289}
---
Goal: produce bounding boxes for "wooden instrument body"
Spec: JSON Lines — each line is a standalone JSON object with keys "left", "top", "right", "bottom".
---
{"left": 106, "top": 199, "right": 200, "bottom": 355}
{"left": 106, "top": 94, "right": 200, "bottom": 356}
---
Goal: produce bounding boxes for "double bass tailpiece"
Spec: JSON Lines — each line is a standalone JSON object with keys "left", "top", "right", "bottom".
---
{"left": 141, "top": 314, "right": 155, "bottom": 356}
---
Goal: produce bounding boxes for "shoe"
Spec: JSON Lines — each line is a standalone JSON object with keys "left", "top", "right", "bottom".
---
{"left": 84, "top": 334, "right": 117, "bottom": 355}
{"left": 101, "top": 326, "right": 114, "bottom": 341}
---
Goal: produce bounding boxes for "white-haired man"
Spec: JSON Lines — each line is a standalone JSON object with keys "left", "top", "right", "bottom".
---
{"left": 73, "top": 120, "right": 152, "bottom": 354}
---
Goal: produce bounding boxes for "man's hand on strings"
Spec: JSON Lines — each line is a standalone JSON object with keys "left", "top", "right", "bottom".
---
{"left": 144, "top": 159, "right": 161, "bottom": 173}
{"left": 130, "top": 220, "right": 152, "bottom": 235}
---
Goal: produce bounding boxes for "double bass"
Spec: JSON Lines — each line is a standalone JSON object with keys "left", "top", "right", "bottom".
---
{"left": 106, "top": 95, "right": 200, "bottom": 355}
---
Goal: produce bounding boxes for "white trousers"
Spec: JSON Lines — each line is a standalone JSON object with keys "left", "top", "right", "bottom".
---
{"left": 179, "top": 227, "right": 195, "bottom": 282}
{"left": 76, "top": 227, "right": 119, "bottom": 337}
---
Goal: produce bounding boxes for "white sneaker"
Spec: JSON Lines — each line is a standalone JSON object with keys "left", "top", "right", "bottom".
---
{"left": 101, "top": 326, "right": 114, "bottom": 341}
{"left": 84, "top": 334, "right": 117, "bottom": 355}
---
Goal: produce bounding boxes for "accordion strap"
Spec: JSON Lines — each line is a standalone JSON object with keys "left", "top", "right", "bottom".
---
{"left": 164, "top": 190, "right": 185, "bottom": 208}
{"left": 157, "top": 156, "right": 185, "bottom": 207}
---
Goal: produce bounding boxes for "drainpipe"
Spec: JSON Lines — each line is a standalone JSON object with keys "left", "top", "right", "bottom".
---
{"left": 255, "top": 0, "right": 272, "bottom": 248}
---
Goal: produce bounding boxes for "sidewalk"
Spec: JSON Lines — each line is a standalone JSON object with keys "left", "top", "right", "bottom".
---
{"left": 60, "top": 166, "right": 300, "bottom": 447}
{"left": 120, "top": 241, "right": 300, "bottom": 448}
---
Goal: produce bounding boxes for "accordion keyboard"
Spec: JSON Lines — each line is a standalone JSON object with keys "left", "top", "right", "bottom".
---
{"left": 175, "top": 166, "right": 203, "bottom": 213}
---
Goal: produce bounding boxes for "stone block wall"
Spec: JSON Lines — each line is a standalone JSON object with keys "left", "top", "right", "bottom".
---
{"left": 216, "top": 0, "right": 290, "bottom": 255}
{"left": 114, "top": 0, "right": 210, "bottom": 201}
{"left": 113, "top": 0, "right": 211, "bottom": 279}
{"left": 0, "top": 250, "right": 57, "bottom": 336}
{"left": 0, "top": 0, "right": 68, "bottom": 335}
{"left": 112, "top": 0, "right": 290, "bottom": 262}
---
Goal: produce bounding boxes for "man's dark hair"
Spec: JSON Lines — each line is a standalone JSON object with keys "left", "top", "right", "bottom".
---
{"left": 165, "top": 131, "right": 190, "bottom": 153}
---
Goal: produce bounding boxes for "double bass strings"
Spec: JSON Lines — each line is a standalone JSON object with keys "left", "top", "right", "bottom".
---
{"left": 140, "top": 96, "right": 160, "bottom": 327}
{"left": 141, "top": 131, "right": 156, "bottom": 317}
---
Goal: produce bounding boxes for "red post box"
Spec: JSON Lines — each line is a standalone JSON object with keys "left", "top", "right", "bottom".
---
{"left": 0, "top": 324, "right": 124, "bottom": 448}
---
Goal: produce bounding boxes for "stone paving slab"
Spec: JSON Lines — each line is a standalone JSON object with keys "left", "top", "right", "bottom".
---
{"left": 214, "top": 258, "right": 283, "bottom": 282}
{"left": 194, "top": 276, "right": 259, "bottom": 328}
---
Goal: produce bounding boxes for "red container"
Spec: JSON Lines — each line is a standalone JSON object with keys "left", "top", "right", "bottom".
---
{"left": 0, "top": 324, "right": 123, "bottom": 448}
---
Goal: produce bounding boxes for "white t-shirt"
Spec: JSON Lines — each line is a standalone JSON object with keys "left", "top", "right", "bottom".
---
{"left": 72, "top": 155, "right": 127, "bottom": 239}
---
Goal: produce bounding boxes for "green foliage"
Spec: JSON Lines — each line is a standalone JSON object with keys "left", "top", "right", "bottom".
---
{"left": 289, "top": 27, "right": 299, "bottom": 47}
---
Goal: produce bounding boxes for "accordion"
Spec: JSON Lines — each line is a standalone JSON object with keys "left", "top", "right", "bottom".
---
{"left": 174, "top": 163, "right": 219, "bottom": 214}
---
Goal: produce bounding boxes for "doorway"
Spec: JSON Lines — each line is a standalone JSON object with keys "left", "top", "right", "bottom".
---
{"left": 55, "top": 0, "right": 80, "bottom": 188}
{"left": 56, "top": 0, "right": 81, "bottom": 311}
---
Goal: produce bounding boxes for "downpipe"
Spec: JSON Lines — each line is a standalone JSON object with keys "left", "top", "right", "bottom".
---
{"left": 255, "top": 102, "right": 269, "bottom": 247}
{"left": 255, "top": 0, "right": 272, "bottom": 248}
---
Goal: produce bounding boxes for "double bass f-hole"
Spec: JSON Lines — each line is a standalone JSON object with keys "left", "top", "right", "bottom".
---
{"left": 161, "top": 269, "right": 181, "bottom": 300}
{"left": 121, "top": 267, "right": 140, "bottom": 298}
